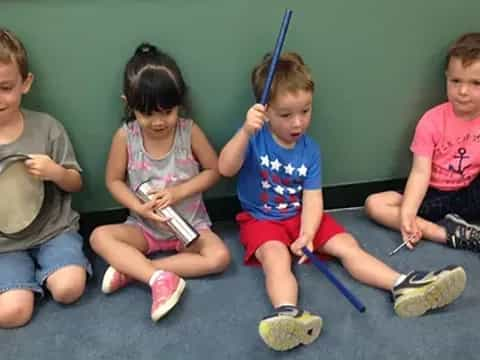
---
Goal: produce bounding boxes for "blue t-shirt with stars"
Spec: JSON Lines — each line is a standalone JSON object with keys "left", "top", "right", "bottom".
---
{"left": 237, "top": 125, "right": 322, "bottom": 221}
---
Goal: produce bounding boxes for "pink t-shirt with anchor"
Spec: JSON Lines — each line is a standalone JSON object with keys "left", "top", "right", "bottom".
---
{"left": 411, "top": 102, "right": 480, "bottom": 191}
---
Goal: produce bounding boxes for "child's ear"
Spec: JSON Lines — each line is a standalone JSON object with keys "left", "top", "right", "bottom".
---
{"left": 120, "top": 94, "right": 127, "bottom": 103}
{"left": 21, "top": 73, "right": 34, "bottom": 94}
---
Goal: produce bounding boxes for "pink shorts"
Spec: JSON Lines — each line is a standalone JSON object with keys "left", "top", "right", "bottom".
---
{"left": 141, "top": 224, "right": 210, "bottom": 254}
{"left": 236, "top": 211, "right": 346, "bottom": 265}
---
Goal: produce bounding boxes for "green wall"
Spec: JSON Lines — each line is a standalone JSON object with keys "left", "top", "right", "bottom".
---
{"left": 1, "top": 1, "right": 479, "bottom": 212}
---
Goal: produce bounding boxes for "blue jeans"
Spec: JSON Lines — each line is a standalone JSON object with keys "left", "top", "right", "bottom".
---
{"left": 0, "top": 231, "right": 92, "bottom": 296}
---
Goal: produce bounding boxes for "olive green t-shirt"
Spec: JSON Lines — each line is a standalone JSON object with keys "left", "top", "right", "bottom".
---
{"left": 0, "top": 109, "right": 81, "bottom": 252}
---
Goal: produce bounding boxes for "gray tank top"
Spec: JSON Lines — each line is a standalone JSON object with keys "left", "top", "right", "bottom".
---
{"left": 124, "top": 118, "right": 211, "bottom": 240}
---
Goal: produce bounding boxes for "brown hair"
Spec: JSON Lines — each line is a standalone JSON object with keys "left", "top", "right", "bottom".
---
{"left": 251, "top": 52, "right": 314, "bottom": 104}
{"left": 446, "top": 32, "right": 480, "bottom": 68}
{"left": 0, "top": 28, "right": 29, "bottom": 80}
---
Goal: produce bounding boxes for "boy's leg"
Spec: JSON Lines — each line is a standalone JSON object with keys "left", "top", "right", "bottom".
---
{"left": 364, "top": 191, "right": 447, "bottom": 243}
{"left": 435, "top": 177, "right": 480, "bottom": 251}
{"left": 256, "top": 241, "right": 297, "bottom": 307}
{"left": 90, "top": 224, "right": 184, "bottom": 321}
{"left": 0, "top": 290, "right": 34, "bottom": 328}
{"left": 321, "top": 232, "right": 400, "bottom": 290}
{"left": 319, "top": 228, "right": 466, "bottom": 317}
{"left": 150, "top": 228, "right": 231, "bottom": 277}
{"left": 45, "top": 266, "right": 87, "bottom": 304}
{"left": 236, "top": 211, "right": 322, "bottom": 351}
{"left": 34, "top": 231, "right": 91, "bottom": 304}
{"left": 0, "top": 250, "right": 42, "bottom": 328}
{"left": 366, "top": 189, "right": 480, "bottom": 252}
{"left": 256, "top": 241, "right": 322, "bottom": 351}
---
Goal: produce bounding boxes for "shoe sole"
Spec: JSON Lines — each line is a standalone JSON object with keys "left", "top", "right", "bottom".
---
{"left": 101, "top": 266, "right": 119, "bottom": 294}
{"left": 151, "top": 278, "right": 186, "bottom": 322}
{"left": 394, "top": 267, "right": 466, "bottom": 318}
{"left": 445, "top": 214, "right": 480, "bottom": 232}
{"left": 258, "top": 314, "right": 322, "bottom": 351}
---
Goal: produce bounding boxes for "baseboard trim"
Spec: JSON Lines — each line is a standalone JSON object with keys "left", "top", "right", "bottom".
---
{"left": 79, "top": 178, "right": 405, "bottom": 237}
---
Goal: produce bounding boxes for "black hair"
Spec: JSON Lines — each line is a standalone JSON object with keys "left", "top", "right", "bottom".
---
{"left": 123, "top": 43, "right": 188, "bottom": 122}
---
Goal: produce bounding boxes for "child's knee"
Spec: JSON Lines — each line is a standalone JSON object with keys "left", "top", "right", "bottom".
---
{"left": 200, "top": 244, "right": 230, "bottom": 274}
{"left": 209, "top": 246, "right": 231, "bottom": 273}
{"left": 0, "top": 293, "right": 34, "bottom": 328}
{"left": 257, "top": 242, "right": 291, "bottom": 266}
{"left": 333, "top": 233, "right": 362, "bottom": 257}
{"left": 51, "top": 280, "right": 86, "bottom": 304}
{"left": 47, "top": 267, "right": 87, "bottom": 304}
{"left": 364, "top": 193, "right": 379, "bottom": 215}
{"left": 89, "top": 226, "right": 104, "bottom": 250}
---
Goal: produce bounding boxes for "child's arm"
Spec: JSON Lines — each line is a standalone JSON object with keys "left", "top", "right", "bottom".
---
{"left": 218, "top": 104, "right": 266, "bottom": 177}
{"left": 153, "top": 123, "right": 220, "bottom": 209}
{"left": 400, "top": 154, "right": 432, "bottom": 248}
{"left": 25, "top": 155, "right": 82, "bottom": 192}
{"left": 105, "top": 128, "right": 166, "bottom": 223}
{"left": 291, "top": 189, "right": 324, "bottom": 264}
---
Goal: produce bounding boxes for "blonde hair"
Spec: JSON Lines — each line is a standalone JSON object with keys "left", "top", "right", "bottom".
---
{"left": 0, "top": 28, "right": 29, "bottom": 80}
{"left": 251, "top": 52, "right": 314, "bottom": 103}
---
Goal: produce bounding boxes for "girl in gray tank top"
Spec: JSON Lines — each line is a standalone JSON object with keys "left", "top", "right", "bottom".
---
{"left": 124, "top": 117, "right": 211, "bottom": 240}
{"left": 89, "top": 43, "right": 230, "bottom": 323}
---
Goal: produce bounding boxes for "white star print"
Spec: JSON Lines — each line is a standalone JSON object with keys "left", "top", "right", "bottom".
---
{"left": 286, "top": 187, "right": 296, "bottom": 194}
{"left": 270, "top": 158, "right": 282, "bottom": 171}
{"left": 297, "top": 164, "right": 308, "bottom": 177}
{"left": 260, "top": 155, "right": 270, "bottom": 167}
{"left": 261, "top": 180, "right": 271, "bottom": 189}
{"left": 274, "top": 185, "right": 285, "bottom": 195}
{"left": 277, "top": 203, "right": 288, "bottom": 210}
{"left": 292, "top": 202, "right": 301, "bottom": 207}
{"left": 284, "top": 163, "right": 295, "bottom": 175}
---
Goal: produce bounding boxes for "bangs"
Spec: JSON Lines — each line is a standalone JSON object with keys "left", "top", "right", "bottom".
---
{"left": 127, "top": 67, "right": 182, "bottom": 114}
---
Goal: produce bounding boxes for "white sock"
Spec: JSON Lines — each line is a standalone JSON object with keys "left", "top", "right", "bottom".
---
{"left": 275, "top": 304, "right": 299, "bottom": 316}
{"left": 275, "top": 303, "right": 297, "bottom": 309}
{"left": 149, "top": 270, "right": 165, "bottom": 286}
{"left": 393, "top": 274, "right": 407, "bottom": 289}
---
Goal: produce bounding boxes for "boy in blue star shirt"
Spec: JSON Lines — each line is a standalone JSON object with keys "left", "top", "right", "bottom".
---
{"left": 219, "top": 52, "right": 466, "bottom": 351}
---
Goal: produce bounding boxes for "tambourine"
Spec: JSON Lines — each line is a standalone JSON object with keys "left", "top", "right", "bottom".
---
{"left": 0, "top": 154, "right": 49, "bottom": 238}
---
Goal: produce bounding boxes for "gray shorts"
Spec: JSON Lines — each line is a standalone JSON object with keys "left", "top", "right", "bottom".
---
{"left": 0, "top": 231, "right": 92, "bottom": 296}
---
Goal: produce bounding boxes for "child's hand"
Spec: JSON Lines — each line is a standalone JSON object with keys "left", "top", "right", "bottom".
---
{"left": 135, "top": 200, "right": 170, "bottom": 230}
{"left": 400, "top": 214, "right": 422, "bottom": 249}
{"left": 24, "top": 154, "right": 62, "bottom": 182}
{"left": 242, "top": 104, "right": 267, "bottom": 136}
{"left": 290, "top": 234, "right": 313, "bottom": 264}
{"left": 148, "top": 187, "right": 179, "bottom": 209}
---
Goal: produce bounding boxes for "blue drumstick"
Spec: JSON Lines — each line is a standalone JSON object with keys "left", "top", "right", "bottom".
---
{"left": 302, "top": 246, "right": 366, "bottom": 313}
{"left": 259, "top": 9, "right": 293, "bottom": 105}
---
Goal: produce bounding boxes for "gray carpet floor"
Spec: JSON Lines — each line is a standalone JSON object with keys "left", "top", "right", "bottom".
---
{"left": 2, "top": 208, "right": 479, "bottom": 360}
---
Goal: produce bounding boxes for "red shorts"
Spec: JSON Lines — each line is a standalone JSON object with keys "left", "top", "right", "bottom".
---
{"left": 236, "top": 211, "right": 346, "bottom": 265}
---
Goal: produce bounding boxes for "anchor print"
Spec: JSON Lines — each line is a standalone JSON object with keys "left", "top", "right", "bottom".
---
{"left": 448, "top": 147, "right": 471, "bottom": 177}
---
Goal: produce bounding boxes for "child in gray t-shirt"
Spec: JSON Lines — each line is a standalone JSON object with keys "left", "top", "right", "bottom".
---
{"left": 0, "top": 28, "right": 91, "bottom": 328}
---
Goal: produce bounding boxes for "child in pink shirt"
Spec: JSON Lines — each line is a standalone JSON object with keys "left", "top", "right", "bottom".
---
{"left": 366, "top": 32, "right": 480, "bottom": 252}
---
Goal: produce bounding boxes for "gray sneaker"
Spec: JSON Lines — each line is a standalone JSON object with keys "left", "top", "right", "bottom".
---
{"left": 258, "top": 306, "right": 322, "bottom": 351}
{"left": 393, "top": 265, "right": 466, "bottom": 318}
{"left": 440, "top": 213, "right": 480, "bottom": 252}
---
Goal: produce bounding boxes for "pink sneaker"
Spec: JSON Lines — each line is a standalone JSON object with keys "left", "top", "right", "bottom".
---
{"left": 101, "top": 266, "right": 132, "bottom": 294}
{"left": 150, "top": 271, "right": 186, "bottom": 321}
